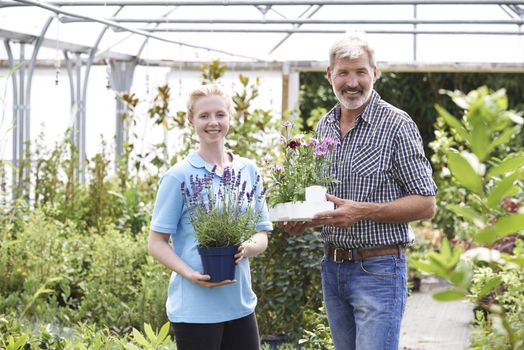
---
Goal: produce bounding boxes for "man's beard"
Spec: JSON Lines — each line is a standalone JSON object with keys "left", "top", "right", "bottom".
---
{"left": 333, "top": 84, "right": 372, "bottom": 110}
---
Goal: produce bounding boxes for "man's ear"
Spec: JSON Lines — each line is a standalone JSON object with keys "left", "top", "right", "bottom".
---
{"left": 188, "top": 114, "right": 193, "bottom": 126}
{"left": 326, "top": 66, "right": 332, "bottom": 85}
{"left": 373, "top": 66, "right": 379, "bottom": 82}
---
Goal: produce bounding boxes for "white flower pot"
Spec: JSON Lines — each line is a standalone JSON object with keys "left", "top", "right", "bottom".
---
{"left": 268, "top": 186, "right": 334, "bottom": 222}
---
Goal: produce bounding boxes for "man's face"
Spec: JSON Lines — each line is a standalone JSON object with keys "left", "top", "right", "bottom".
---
{"left": 327, "top": 52, "right": 377, "bottom": 111}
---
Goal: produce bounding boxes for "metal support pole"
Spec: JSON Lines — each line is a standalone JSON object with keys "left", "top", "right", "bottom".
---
{"left": 4, "top": 40, "right": 18, "bottom": 199}
{"left": 413, "top": 4, "right": 417, "bottom": 62}
{"left": 74, "top": 53, "right": 86, "bottom": 184}
{"left": 109, "top": 59, "right": 136, "bottom": 166}
{"left": 18, "top": 43, "right": 25, "bottom": 193}
{"left": 281, "top": 61, "right": 289, "bottom": 117}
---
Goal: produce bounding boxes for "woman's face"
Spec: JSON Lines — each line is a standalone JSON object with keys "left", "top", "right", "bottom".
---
{"left": 189, "top": 95, "right": 230, "bottom": 145}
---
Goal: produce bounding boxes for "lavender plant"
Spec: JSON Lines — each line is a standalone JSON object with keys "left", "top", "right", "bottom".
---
{"left": 181, "top": 166, "right": 265, "bottom": 248}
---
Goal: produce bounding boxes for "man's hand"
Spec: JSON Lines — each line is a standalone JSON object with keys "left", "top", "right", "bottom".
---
{"left": 312, "top": 194, "right": 365, "bottom": 228}
{"left": 277, "top": 221, "right": 314, "bottom": 235}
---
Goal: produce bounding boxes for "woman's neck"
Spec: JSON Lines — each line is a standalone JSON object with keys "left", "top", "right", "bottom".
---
{"left": 198, "top": 145, "right": 232, "bottom": 172}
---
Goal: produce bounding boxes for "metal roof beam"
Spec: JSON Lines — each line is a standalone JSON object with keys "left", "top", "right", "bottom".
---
{"left": 7, "top": 0, "right": 265, "bottom": 61}
{"left": 61, "top": 17, "right": 524, "bottom": 25}
{"left": 3, "top": 0, "right": 524, "bottom": 6}
{"left": 5, "top": 59, "right": 524, "bottom": 73}
{"left": 135, "top": 28, "right": 524, "bottom": 35}
{"left": 0, "top": 28, "right": 90, "bottom": 52}
{"left": 0, "top": 28, "right": 135, "bottom": 58}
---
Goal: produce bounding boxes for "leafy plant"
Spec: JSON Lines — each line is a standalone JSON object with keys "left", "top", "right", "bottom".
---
{"left": 127, "top": 322, "right": 175, "bottom": 350}
{"left": 299, "top": 304, "right": 333, "bottom": 350}
{"left": 252, "top": 230, "right": 324, "bottom": 342}
{"left": 264, "top": 120, "right": 339, "bottom": 206}
{"left": 411, "top": 86, "right": 524, "bottom": 349}
{"left": 181, "top": 166, "right": 264, "bottom": 247}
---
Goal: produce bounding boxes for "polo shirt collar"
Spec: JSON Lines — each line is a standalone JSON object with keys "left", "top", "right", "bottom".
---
{"left": 187, "top": 150, "right": 247, "bottom": 175}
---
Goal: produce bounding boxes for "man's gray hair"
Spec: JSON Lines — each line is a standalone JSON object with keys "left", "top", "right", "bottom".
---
{"left": 329, "top": 31, "right": 376, "bottom": 69}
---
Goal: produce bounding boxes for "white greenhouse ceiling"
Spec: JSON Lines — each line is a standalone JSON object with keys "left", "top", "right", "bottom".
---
{"left": 1, "top": 0, "right": 524, "bottom": 69}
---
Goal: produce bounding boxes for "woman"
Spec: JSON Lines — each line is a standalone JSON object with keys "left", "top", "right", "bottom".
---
{"left": 148, "top": 83, "right": 272, "bottom": 350}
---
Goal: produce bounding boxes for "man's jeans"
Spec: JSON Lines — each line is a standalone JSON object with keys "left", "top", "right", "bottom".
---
{"left": 321, "top": 252, "right": 407, "bottom": 350}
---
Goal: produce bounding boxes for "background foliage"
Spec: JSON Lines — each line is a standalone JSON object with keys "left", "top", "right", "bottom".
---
{"left": 300, "top": 71, "right": 524, "bottom": 154}
{"left": 1, "top": 66, "right": 523, "bottom": 349}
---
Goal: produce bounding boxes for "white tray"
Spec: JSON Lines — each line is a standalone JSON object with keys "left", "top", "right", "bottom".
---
{"left": 268, "top": 201, "right": 334, "bottom": 222}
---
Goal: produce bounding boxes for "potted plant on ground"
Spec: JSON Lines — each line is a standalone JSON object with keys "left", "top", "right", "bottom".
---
{"left": 181, "top": 165, "right": 264, "bottom": 281}
{"left": 264, "top": 121, "right": 339, "bottom": 222}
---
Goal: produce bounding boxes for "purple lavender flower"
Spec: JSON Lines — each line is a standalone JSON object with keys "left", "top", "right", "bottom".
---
{"left": 234, "top": 171, "right": 242, "bottom": 188}
{"left": 222, "top": 167, "right": 232, "bottom": 186}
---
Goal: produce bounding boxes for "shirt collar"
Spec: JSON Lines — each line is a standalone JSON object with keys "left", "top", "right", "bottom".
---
{"left": 327, "top": 89, "right": 381, "bottom": 125}
{"left": 187, "top": 150, "right": 246, "bottom": 174}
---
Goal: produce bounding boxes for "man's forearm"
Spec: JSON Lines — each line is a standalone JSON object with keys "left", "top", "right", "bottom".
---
{"left": 362, "top": 195, "right": 436, "bottom": 224}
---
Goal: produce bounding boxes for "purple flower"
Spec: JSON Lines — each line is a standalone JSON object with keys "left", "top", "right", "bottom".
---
{"left": 314, "top": 137, "right": 339, "bottom": 157}
{"left": 282, "top": 120, "right": 293, "bottom": 128}
{"left": 261, "top": 155, "right": 272, "bottom": 164}
{"left": 270, "top": 164, "right": 283, "bottom": 172}
{"left": 306, "top": 139, "right": 317, "bottom": 147}
{"left": 221, "top": 166, "right": 232, "bottom": 186}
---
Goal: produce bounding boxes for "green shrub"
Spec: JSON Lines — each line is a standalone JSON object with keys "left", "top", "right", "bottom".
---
{"left": 252, "top": 229, "right": 324, "bottom": 342}
{"left": 411, "top": 86, "right": 524, "bottom": 349}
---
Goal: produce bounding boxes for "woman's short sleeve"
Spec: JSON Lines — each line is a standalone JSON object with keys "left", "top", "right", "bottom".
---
{"left": 150, "top": 174, "right": 184, "bottom": 235}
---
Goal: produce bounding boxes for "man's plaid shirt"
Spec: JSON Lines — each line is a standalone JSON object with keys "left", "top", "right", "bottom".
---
{"left": 316, "top": 90, "right": 437, "bottom": 249}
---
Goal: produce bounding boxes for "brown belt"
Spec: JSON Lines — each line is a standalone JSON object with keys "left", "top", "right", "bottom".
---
{"left": 324, "top": 244, "right": 404, "bottom": 263}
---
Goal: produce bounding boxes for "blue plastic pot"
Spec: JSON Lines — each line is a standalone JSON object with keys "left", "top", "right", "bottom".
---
{"left": 197, "top": 245, "right": 238, "bottom": 282}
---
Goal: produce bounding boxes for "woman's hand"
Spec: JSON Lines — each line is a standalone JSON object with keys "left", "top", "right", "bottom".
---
{"left": 235, "top": 245, "right": 246, "bottom": 264}
{"left": 186, "top": 270, "right": 235, "bottom": 288}
{"left": 235, "top": 232, "right": 268, "bottom": 264}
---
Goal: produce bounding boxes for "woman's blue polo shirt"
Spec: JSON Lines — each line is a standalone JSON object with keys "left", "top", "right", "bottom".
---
{"left": 150, "top": 150, "right": 273, "bottom": 323}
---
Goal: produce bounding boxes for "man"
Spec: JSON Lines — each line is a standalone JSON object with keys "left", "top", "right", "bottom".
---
{"left": 282, "top": 32, "right": 437, "bottom": 350}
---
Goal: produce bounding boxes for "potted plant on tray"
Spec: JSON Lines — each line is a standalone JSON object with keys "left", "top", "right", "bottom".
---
{"left": 264, "top": 121, "right": 339, "bottom": 222}
{"left": 181, "top": 165, "right": 264, "bottom": 281}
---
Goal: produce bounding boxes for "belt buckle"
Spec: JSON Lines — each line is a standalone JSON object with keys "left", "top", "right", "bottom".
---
{"left": 333, "top": 248, "right": 351, "bottom": 263}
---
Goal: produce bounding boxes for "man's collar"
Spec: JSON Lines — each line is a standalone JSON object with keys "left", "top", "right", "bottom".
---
{"left": 327, "top": 90, "right": 381, "bottom": 125}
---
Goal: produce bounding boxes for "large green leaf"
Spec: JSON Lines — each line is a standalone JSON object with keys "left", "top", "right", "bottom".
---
{"left": 475, "top": 214, "right": 524, "bottom": 244}
{"left": 468, "top": 106, "right": 490, "bottom": 161}
{"left": 449, "top": 267, "right": 473, "bottom": 290}
{"left": 486, "top": 171, "right": 522, "bottom": 210}
{"left": 447, "top": 151, "right": 484, "bottom": 195}
{"left": 487, "top": 127, "right": 520, "bottom": 155}
{"left": 433, "top": 289, "right": 466, "bottom": 302}
{"left": 435, "top": 105, "right": 471, "bottom": 144}
{"left": 486, "top": 156, "right": 524, "bottom": 179}
{"left": 144, "top": 323, "right": 156, "bottom": 344}
{"left": 410, "top": 258, "right": 446, "bottom": 276}
{"left": 477, "top": 276, "right": 502, "bottom": 298}
{"left": 132, "top": 329, "right": 150, "bottom": 348}
{"left": 159, "top": 322, "right": 171, "bottom": 342}
{"left": 447, "top": 204, "right": 485, "bottom": 228}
